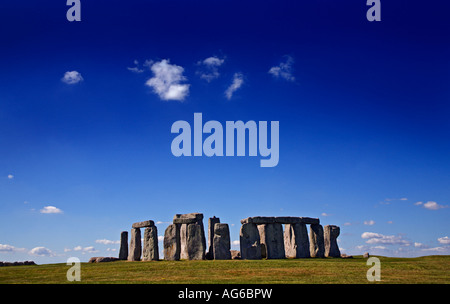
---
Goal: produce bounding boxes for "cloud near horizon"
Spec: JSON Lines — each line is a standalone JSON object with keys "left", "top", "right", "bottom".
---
{"left": 40, "top": 206, "right": 63, "bottom": 214}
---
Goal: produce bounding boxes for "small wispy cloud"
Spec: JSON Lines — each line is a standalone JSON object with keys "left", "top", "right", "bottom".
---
{"left": 363, "top": 220, "right": 375, "bottom": 226}
{"left": 62, "top": 71, "right": 83, "bottom": 84}
{"left": 225, "top": 72, "right": 244, "bottom": 100}
{"left": 268, "top": 55, "right": 295, "bottom": 82}
{"left": 361, "top": 232, "right": 410, "bottom": 246}
{"left": 7, "top": 174, "right": 14, "bottom": 180}
{"left": 40, "top": 206, "right": 63, "bottom": 214}
{"left": 321, "top": 212, "right": 331, "bottom": 217}
{"left": 438, "top": 236, "right": 450, "bottom": 244}
{"left": 415, "top": 201, "right": 448, "bottom": 210}
{"left": 145, "top": 59, "right": 190, "bottom": 101}
{"left": 29, "top": 246, "right": 54, "bottom": 257}
{"left": 196, "top": 56, "right": 225, "bottom": 82}
{"left": 95, "top": 239, "right": 119, "bottom": 245}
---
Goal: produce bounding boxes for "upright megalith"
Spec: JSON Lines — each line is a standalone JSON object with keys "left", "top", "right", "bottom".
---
{"left": 164, "top": 224, "right": 180, "bottom": 261}
{"left": 187, "top": 223, "right": 206, "bottom": 260}
{"left": 128, "top": 228, "right": 142, "bottom": 261}
{"left": 119, "top": 231, "right": 128, "bottom": 260}
{"left": 309, "top": 224, "right": 325, "bottom": 258}
{"left": 143, "top": 226, "right": 159, "bottom": 261}
{"left": 259, "top": 223, "right": 285, "bottom": 259}
{"left": 239, "top": 223, "right": 261, "bottom": 260}
{"left": 213, "top": 223, "right": 231, "bottom": 260}
{"left": 206, "top": 216, "right": 220, "bottom": 259}
{"left": 324, "top": 225, "right": 341, "bottom": 258}
{"left": 284, "top": 223, "right": 310, "bottom": 258}
{"left": 174, "top": 213, "right": 206, "bottom": 260}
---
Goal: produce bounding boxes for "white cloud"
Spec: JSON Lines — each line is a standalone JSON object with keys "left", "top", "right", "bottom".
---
{"left": 364, "top": 220, "right": 375, "bottom": 226}
{"left": 225, "top": 73, "right": 244, "bottom": 100}
{"left": 197, "top": 56, "right": 225, "bottom": 82}
{"left": 268, "top": 55, "right": 295, "bottom": 82}
{"left": 62, "top": 71, "right": 83, "bottom": 84}
{"left": 73, "top": 246, "right": 98, "bottom": 253}
{"left": 231, "top": 240, "right": 240, "bottom": 246}
{"left": 321, "top": 212, "right": 331, "bottom": 217}
{"left": 414, "top": 242, "right": 428, "bottom": 249}
{"left": 40, "top": 206, "right": 63, "bottom": 214}
{"left": 95, "top": 239, "right": 119, "bottom": 245}
{"left": 438, "top": 236, "right": 450, "bottom": 244}
{"left": 422, "top": 201, "right": 448, "bottom": 210}
{"left": 361, "top": 232, "right": 410, "bottom": 246}
{"left": 7, "top": 174, "right": 13, "bottom": 179}
{"left": 0, "top": 244, "right": 25, "bottom": 253}
{"left": 29, "top": 247, "right": 53, "bottom": 257}
{"left": 145, "top": 59, "right": 190, "bottom": 101}
{"left": 158, "top": 236, "right": 164, "bottom": 242}
{"left": 414, "top": 201, "right": 423, "bottom": 206}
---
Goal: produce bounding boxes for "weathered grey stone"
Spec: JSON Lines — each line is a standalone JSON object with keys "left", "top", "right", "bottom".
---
{"left": 324, "top": 225, "right": 341, "bottom": 258}
{"left": 187, "top": 223, "right": 206, "bottom": 260}
{"left": 143, "top": 226, "right": 159, "bottom": 261}
{"left": 284, "top": 223, "right": 310, "bottom": 258}
{"left": 90, "top": 257, "right": 119, "bottom": 263}
{"left": 257, "top": 225, "right": 267, "bottom": 258}
{"left": 239, "top": 223, "right": 261, "bottom": 260}
{"left": 230, "top": 250, "right": 241, "bottom": 260}
{"left": 127, "top": 228, "right": 142, "bottom": 261}
{"left": 213, "top": 223, "right": 231, "bottom": 260}
{"left": 180, "top": 223, "right": 189, "bottom": 260}
{"left": 119, "top": 231, "right": 128, "bottom": 260}
{"left": 241, "top": 216, "right": 319, "bottom": 225}
{"left": 309, "top": 224, "right": 325, "bottom": 258}
{"left": 132, "top": 220, "right": 155, "bottom": 228}
{"left": 163, "top": 224, "right": 180, "bottom": 261}
{"left": 363, "top": 252, "right": 370, "bottom": 258}
{"left": 206, "top": 217, "right": 220, "bottom": 260}
{"left": 173, "top": 213, "right": 203, "bottom": 224}
{"left": 240, "top": 216, "right": 275, "bottom": 225}
{"left": 258, "top": 223, "right": 285, "bottom": 259}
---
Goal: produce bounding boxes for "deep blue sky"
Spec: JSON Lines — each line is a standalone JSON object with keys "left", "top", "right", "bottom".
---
{"left": 0, "top": 1, "right": 449, "bottom": 263}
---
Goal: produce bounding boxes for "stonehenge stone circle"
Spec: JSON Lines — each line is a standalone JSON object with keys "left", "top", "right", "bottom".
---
{"left": 128, "top": 228, "right": 142, "bottom": 261}
{"left": 119, "top": 231, "right": 128, "bottom": 260}
{"left": 213, "top": 223, "right": 231, "bottom": 260}
{"left": 324, "top": 225, "right": 341, "bottom": 258}
{"left": 284, "top": 223, "right": 310, "bottom": 258}
{"left": 118, "top": 213, "right": 340, "bottom": 262}
{"left": 240, "top": 223, "right": 261, "bottom": 260}
{"left": 164, "top": 224, "right": 181, "bottom": 260}
{"left": 143, "top": 226, "right": 159, "bottom": 261}
{"left": 309, "top": 224, "right": 325, "bottom": 258}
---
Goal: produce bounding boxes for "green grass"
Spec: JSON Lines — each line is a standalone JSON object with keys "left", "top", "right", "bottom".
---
{"left": 0, "top": 255, "right": 448, "bottom": 284}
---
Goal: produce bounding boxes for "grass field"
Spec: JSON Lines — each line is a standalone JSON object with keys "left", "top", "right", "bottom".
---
{"left": 0, "top": 255, "right": 448, "bottom": 284}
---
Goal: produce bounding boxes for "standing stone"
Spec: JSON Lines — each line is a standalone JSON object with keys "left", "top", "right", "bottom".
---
{"left": 143, "top": 226, "right": 159, "bottom": 261}
{"left": 128, "top": 228, "right": 142, "bottom": 261}
{"left": 309, "top": 224, "right": 325, "bottom": 258}
{"left": 164, "top": 224, "right": 180, "bottom": 261}
{"left": 187, "top": 223, "right": 206, "bottom": 260}
{"left": 119, "top": 231, "right": 128, "bottom": 260}
{"left": 206, "top": 216, "right": 221, "bottom": 259}
{"left": 180, "top": 224, "right": 189, "bottom": 260}
{"left": 239, "top": 223, "right": 261, "bottom": 260}
{"left": 284, "top": 223, "right": 310, "bottom": 258}
{"left": 213, "top": 223, "right": 231, "bottom": 260}
{"left": 324, "top": 225, "right": 341, "bottom": 258}
{"left": 259, "top": 223, "right": 285, "bottom": 259}
{"left": 257, "top": 225, "right": 267, "bottom": 258}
